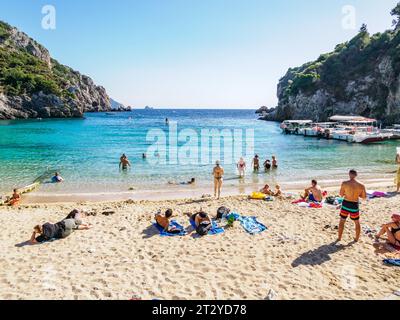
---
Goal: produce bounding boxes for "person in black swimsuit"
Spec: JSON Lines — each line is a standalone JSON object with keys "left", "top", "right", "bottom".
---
{"left": 375, "top": 213, "right": 400, "bottom": 246}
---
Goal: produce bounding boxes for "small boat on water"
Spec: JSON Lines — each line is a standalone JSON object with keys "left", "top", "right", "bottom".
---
{"left": 382, "top": 124, "right": 400, "bottom": 140}
{"left": 280, "top": 120, "right": 313, "bottom": 135}
{"left": 280, "top": 115, "right": 393, "bottom": 144}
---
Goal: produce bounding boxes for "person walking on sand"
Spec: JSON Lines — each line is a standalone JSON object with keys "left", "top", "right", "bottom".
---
{"left": 395, "top": 153, "right": 400, "bottom": 193}
{"left": 252, "top": 155, "right": 260, "bottom": 172}
{"left": 213, "top": 161, "right": 224, "bottom": 199}
{"left": 237, "top": 157, "right": 246, "bottom": 178}
{"left": 338, "top": 169, "right": 367, "bottom": 243}
{"left": 119, "top": 154, "right": 131, "bottom": 171}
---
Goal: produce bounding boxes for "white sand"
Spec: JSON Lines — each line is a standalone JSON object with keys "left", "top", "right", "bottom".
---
{"left": 0, "top": 186, "right": 399, "bottom": 300}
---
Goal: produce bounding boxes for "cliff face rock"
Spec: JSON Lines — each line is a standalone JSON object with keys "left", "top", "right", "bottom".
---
{"left": 0, "top": 21, "right": 111, "bottom": 119}
{"left": 265, "top": 18, "right": 400, "bottom": 125}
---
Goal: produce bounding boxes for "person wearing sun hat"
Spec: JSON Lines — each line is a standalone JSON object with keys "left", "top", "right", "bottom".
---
{"left": 375, "top": 213, "right": 400, "bottom": 247}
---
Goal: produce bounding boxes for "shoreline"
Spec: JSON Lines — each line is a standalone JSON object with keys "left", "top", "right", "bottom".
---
{"left": 17, "top": 176, "right": 396, "bottom": 204}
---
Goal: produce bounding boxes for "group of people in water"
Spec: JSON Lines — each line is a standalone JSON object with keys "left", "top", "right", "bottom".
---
{"left": 237, "top": 155, "right": 278, "bottom": 178}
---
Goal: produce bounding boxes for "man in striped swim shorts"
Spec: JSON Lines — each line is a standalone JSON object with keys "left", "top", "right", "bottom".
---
{"left": 338, "top": 170, "right": 367, "bottom": 242}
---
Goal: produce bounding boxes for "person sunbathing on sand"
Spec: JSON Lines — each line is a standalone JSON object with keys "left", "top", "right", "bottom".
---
{"left": 260, "top": 184, "right": 274, "bottom": 196}
{"left": 302, "top": 180, "right": 323, "bottom": 203}
{"left": 155, "top": 209, "right": 181, "bottom": 234}
{"left": 375, "top": 213, "right": 400, "bottom": 247}
{"left": 29, "top": 218, "right": 92, "bottom": 244}
{"left": 190, "top": 212, "right": 212, "bottom": 236}
{"left": 7, "top": 189, "right": 21, "bottom": 206}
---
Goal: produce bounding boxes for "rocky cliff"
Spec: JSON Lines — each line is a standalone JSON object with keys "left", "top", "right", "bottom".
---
{"left": 0, "top": 21, "right": 111, "bottom": 119}
{"left": 263, "top": 5, "right": 400, "bottom": 125}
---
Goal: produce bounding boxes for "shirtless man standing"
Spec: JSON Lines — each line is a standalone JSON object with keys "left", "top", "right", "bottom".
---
{"left": 213, "top": 161, "right": 224, "bottom": 199}
{"left": 119, "top": 154, "right": 131, "bottom": 170}
{"left": 338, "top": 169, "right": 367, "bottom": 242}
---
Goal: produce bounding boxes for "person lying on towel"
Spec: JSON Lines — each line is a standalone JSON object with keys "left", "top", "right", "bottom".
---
{"left": 191, "top": 212, "right": 212, "bottom": 236}
{"left": 155, "top": 209, "right": 181, "bottom": 234}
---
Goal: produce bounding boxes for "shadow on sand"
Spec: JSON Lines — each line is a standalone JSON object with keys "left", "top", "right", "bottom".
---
{"left": 291, "top": 241, "right": 354, "bottom": 267}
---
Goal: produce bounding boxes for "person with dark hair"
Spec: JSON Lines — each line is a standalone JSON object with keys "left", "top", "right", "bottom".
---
{"left": 252, "top": 155, "right": 260, "bottom": 172}
{"left": 338, "top": 169, "right": 367, "bottom": 242}
{"left": 51, "top": 172, "right": 64, "bottom": 183}
{"left": 302, "top": 180, "right": 323, "bottom": 202}
{"left": 263, "top": 159, "right": 271, "bottom": 170}
{"left": 6, "top": 189, "right": 21, "bottom": 206}
{"left": 119, "top": 154, "right": 131, "bottom": 170}
{"left": 191, "top": 211, "right": 212, "bottom": 236}
{"left": 375, "top": 213, "right": 400, "bottom": 247}
{"left": 29, "top": 218, "right": 92, "bottom": 244}
{"left": 155, "top": 209, "right": 181, "bottom": 234}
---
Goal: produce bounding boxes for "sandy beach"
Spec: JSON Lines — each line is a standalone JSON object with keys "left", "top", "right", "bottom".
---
{"left": 1, "top": 182, "right": 399, "bottom": 300}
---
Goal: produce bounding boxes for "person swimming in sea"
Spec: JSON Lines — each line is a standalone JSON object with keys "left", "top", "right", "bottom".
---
{"left": 252, "top": 155, "right": 260, "bottom": 172}
{"left": 212, "top": 161, "right": 224, "bottom": 199}
{"left": 51, "top": 172, "right": 64, "bottom": 183}
{"left": 119, "top": 154, "right": 131, "bottom": 170}
{"left": 168, "top": 178, "right": 196, "bottom": 185}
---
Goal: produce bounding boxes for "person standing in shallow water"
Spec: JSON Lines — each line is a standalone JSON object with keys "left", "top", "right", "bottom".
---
{"left": 237, "top": 157, "right": 246, "bottom": 178}
{"left": 213, "top": 161, "right": 224, "bottom": 199}
{"left": 252, "top": 155, "right": 260, "bottom": 172}
{"left": 338, "top": 169, "right": 367, "bottom": 243}
{"left": 119, "top": 154, "right": 131, "bottom": 171}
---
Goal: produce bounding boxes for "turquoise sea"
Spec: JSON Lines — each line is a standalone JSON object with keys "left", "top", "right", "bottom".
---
{"left": 0, "top": 109, "right": 398, "bottom": 199}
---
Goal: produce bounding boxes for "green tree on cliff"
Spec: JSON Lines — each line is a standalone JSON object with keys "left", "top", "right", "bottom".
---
{"left": 391, "top": 2, "right": 400, "bottom": 28}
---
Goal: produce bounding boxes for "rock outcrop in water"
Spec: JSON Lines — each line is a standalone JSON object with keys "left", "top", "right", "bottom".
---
{"left": 263, "top": 4, "right": 400, "bottom": 125}
{"left": 0, "top": 21, "right": 111, "bottom": 119}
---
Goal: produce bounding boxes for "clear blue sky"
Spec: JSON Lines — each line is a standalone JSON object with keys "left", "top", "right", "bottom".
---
{"left": 1, "top": 0, "right": 397, "bottom": 108}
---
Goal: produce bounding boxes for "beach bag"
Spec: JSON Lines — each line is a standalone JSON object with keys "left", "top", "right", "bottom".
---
{"left": 196, "top": 222, "right": 212, "bottom": 236}
{"left": 326, "top": 196, "right": 335, "bottom": 205}
{"left": 217, "top": 206, "right": 230, "bottom": 220}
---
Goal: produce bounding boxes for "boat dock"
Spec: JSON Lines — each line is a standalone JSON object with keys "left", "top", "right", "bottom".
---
{"left": 280, "top": 115, "right": 398, "bottom": 144}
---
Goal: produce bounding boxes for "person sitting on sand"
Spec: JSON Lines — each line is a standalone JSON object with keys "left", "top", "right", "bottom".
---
{"left": 274, "top": 185, "right": 283, "bottom": 198}
{"left": 213, "top": 161, "right": 224, "bottom": 199}
{"left": 375, "top": 213, "right": 400, "bottom": 247}
{"left": 6, "top": 189, "right": 21, "bottom": 206}
{"left": 237, "top": 157, "right": 246, "bottom": 178}
{"left": 51, "top": 172, "right": 64, "bottom": 183}
{"left": 64, "top": 209, "right": 87, "bottom": 225}
{"left": 272, "top": 155, "right": 278, "bottom": 169}
{"left": 264, "top": 159, "right": 271, "bottom": 170}
{"left": 252, "top": 155, "right": 260, "bottom": 172}
{"left": 29, "top": 218, "right": 92, "bottom": 244}
{"left": 190, "top": 211, "right": 212, "bottom": 236}
{"left": 302, "top": 180, "right": 323, "bottom": 203}
{"left": 155, "top": 209, "right": 181, "bottom": 234}
{"left": 260, "top": 184, "right": 274, "bottom": 196}
{"left": 119, "top": 154, "right": 131, "bottom": 170}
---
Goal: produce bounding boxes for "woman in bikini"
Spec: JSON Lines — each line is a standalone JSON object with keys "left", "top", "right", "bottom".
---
{"left": 237, "top": 157, "right": 246, "bottom": 178}
{"left": 213, "top": 161, "right": 224, "bottom": 199}
{"left": 375, "top": 213, "right": 400, "bottom": 247}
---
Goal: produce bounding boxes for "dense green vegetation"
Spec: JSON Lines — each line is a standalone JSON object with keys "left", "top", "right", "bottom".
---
{"left": 0, "top": 20, "right": 75, "bottom": 98}
{"left": 280, "top": 3, "right": 400, "bottom": 118}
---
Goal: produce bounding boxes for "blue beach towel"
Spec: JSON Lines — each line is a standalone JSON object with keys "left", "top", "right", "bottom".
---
{"left": 228, "top": 213, "right": 267, "bottom": 235}
{"left": 383, "top": 259, "right": 400, "bottom": 267}
{"left": 189, "top": 219, "right": 224, "bottom": 235}
{"left": 153, "top": 220, "right": 186, "bottom": 237}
